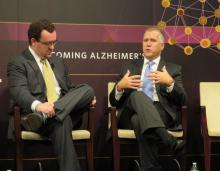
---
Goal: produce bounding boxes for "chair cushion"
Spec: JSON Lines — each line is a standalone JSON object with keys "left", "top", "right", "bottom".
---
{"left": 21, "top": 131, "right": 46, "bottom": 140}
{"left": 21, "top": 130, "right": 90, "bottom": 141}
{"left": 200, "top": 82, "right": 220, "bottom": 136}
{"left": 118, "top": 129, "right": 136, "bottom": 139}
{"left": 117, "top": 129, "right": 183, "bottom": 139}
{"left": 168, "top": 130, "right": 183, "bottom": 138}
{"left": 72, "top": 130, "right": 90, "bottom": 140}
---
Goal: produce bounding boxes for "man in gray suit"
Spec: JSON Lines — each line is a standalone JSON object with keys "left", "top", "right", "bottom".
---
{"left": 109, "top": 27, "right": 186, "bottom": 171}
{"left": 7, "top": 19, "right": 96, "bottom": 171}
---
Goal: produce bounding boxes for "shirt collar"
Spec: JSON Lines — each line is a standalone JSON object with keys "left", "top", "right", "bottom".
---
{"left": 29, "top": 46, "right": 44, "bottom": 64}
{"left": 143, "top": 55, "right": 161, "bottom": 66}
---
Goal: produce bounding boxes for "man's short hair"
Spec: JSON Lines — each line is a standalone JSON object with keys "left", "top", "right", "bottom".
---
{"left": 28, "top": 19, "right": 55, "bottom": 45}
{"left": 144, "top": 27, "right": 165, "bottom": 43}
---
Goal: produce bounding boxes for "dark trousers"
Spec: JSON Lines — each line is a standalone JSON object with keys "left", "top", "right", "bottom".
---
{"left": 120, "top": 91, "right": 172, "bottom": 171}
{"left": 41, "top": 84, "right": 94, "bottom": 171}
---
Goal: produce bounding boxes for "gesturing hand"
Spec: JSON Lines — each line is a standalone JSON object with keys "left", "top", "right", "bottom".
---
{"left": 117, "top": 70, "right": 142, "bottom": 91}
{"left": 148, "top": 66, "right": 174, "bottom": 86}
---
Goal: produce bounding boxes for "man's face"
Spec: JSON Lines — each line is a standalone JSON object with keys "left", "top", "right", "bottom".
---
{"left": 142, "top": 30, "right": 164, "bottom": 60}
{"left": 31, "top": 30, "right": 57, "bottom": 59}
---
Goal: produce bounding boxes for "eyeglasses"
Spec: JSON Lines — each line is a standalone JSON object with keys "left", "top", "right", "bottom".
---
{"left": 38, "top": 40, "right": 58, "bottom": 46}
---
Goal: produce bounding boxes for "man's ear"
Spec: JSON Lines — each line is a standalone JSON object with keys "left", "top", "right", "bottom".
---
{"left": 161, "top": 43, "right": 165, "bottom": 51}
{"left": 31, "top": 38, "right": 37, "bottom": 46}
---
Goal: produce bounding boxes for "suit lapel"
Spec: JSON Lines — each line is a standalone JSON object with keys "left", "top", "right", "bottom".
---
{"left": 157, "top": 59, "right": 166, "bottom": 71}
{"left": 156, "top": 59, "right": 166, "bottom": 92}
{"left": 23, "top": 49, "right": 45, "bottom": 90}
{"left": 135, "top": 57, "right": 144, "bottom": 75}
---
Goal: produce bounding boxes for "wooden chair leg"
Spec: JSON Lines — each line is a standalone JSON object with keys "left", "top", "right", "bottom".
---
{"left": 179, "top": 154, "right": 186, "bottom": 171}
{"left": 113, "top": 139, "right": 120, "bottom": 171}
{"left": 180, "top": 145, "right": 186, "bottom": 171}
{"left": 16, "top": 140, "right": 23, "bottom": 171}
{"left": 86, "top": 140, "right": 94, "bottom": 171}
{"left": 204, "top": 140, "right": 211, "bottom": 171}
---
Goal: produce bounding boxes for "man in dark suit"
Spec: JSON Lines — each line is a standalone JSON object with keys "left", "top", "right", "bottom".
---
{"left": 7, "top": 19, "right": 96, "bottom": 171}
{"left": 109, "top": 27, "right": 186, "bottom": 171}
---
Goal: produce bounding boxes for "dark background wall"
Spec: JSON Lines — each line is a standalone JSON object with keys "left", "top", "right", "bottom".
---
{"left": 0, "top": 0, "right": 220, "bottom": 170}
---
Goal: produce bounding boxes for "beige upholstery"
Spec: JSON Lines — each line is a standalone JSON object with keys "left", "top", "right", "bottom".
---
{"left": 200, "top": 82, "right": 220, "bottom": 136}
{"left": 168, "top": 130, "right": 183, "bottom": 138}
{"left": 108, "top": 82, "right": 183, "bottom": 138}
{"left": 21, "top": 130, "right": 90, "bottom": 141}
{"left": 118, "top": 129, "right": 136, "bottom": 139}
{"left": 114, "top": 128, "right": 183, "bottom": 139}
{"left": 21, "top": 131, "right": 45, "bottom": 140}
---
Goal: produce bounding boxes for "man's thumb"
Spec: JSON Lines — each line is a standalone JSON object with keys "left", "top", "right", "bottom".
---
{"left": 125, "top": 69, "right": 130, "bottom": 76}
{"left": 162, "top": 66, "right": 167, "bottom": 72}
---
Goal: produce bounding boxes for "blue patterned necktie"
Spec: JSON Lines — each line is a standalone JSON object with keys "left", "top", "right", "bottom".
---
{"left": 142, "top": 61, "right": 155, "bottom": 100}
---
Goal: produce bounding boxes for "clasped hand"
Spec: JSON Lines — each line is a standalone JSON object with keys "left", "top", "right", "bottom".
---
{"left": 36, "top": 102, "right": 55, "bottom": 118}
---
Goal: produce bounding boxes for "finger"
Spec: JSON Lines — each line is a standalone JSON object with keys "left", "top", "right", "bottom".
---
{"left": 130, "top": 82, "right": 142, "bottom": 87}
{"left": 131, "top": 79, "right": 142, "bottom": 84}
{"left": 130, "top": 75, "right": 141, "bottom": 80}
{"left": 125, "top": 70, "right": 130, "bottom": 77}
{"left": 148, "top": 73, "right": 157, "bottom": 77}
{"left": 129, "top": 86, "right": 140, "bottom": 90}
{"left": 148, "top": 74, "right": 157, "bottom": 79}
{"left": 150, "top": 70, "right": 157, "bottom": 74}
{"left": 162, "top": 65, "right": 166, "bottom": 72}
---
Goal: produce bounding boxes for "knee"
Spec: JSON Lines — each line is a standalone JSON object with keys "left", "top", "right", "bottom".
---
{"left": 129, "top": 91, "right": 144, "bottom": 101}
{"left": 130, "top": 114, "right": 139, "bottom": 128}
{"left": 86, "top": 84, "right": 95, "bottom": 97}
{"left": 81, "top": 84, "right": 95, "bottom": 97}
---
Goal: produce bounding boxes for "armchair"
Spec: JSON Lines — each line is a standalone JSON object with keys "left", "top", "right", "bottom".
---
{"left": 200, "top": 82, "right": 220, "bottom": 171}
{"left": 108, "top": 82, "right": 187, "bottom": 171}
{"left": 14, "top": 106, "right": 94, "bottom": 171}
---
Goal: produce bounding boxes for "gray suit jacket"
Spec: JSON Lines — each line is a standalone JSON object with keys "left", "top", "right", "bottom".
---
{"left": 7, "top": 48, "right": 72, "bottom": 139}
{"left": 109, "top": 56, "right": 186, "bottom": 129}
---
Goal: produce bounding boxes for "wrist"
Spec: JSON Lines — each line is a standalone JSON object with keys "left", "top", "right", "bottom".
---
{"left": 116, "top": 82, "right": 123, "bottom": 92}
{"left": 167, "top": 78, "right": 174, "bottom": 86}
{"left": 35, "top": 103, "right": 42, "bottom": 112}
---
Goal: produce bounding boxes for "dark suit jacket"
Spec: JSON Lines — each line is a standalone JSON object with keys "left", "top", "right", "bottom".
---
{"left": 109, "top": 56, "right": 186, "bottom": 129}
{"left": 7, "top": 48, "right": 73, "bottom": 139}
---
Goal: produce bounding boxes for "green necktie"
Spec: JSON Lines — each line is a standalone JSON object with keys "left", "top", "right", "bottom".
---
{"left": 41, "top": 59, "right": 58, "bottom": 102}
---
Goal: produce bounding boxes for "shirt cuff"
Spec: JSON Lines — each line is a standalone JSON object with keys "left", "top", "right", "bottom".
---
{"left": 31, "top": 100, "right": 42, "bottom": 112}
{"left": 115, "top": 88, "right": 124, "bottom": 101}
{"left": 166, "top": 82, "right": 174, "bottom": 93}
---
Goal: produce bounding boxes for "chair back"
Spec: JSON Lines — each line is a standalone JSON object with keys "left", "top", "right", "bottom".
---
{"left": 108, "top": 82, "right": 115, "bottom": 108}
{"left": 200, "top": 82, "right": 220, "bottom": 136}
{"left": 108, "top": 82, "right": 116, "bottom": 128}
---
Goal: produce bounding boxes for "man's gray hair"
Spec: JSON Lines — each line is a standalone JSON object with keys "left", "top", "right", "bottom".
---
{"left": 144, "top": 27, "right": 165, "bottom": 43}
